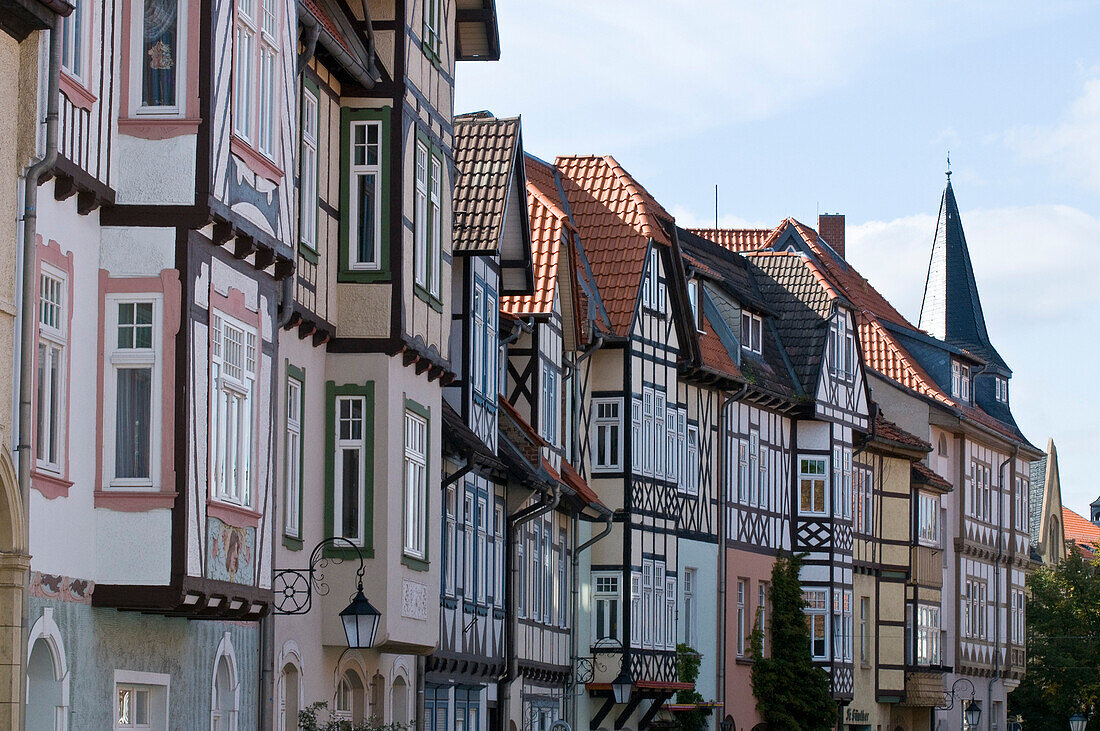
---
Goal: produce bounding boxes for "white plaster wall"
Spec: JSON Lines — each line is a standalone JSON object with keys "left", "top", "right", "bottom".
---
{"left": 95, "top": 509, "right": 172, "bottom": 584}
{"left": 797, "top": 420, "right": 830, "bottom": 451}
{"left": 113, "top": 134, "right": 197, "bottom": 205}
{"left": 99, "top": 227, "right": 175, "bottom": 274}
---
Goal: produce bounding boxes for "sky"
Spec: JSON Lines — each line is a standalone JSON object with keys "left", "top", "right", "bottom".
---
{"left": 455, "top": 1, "right": 1100, "bottom": 515}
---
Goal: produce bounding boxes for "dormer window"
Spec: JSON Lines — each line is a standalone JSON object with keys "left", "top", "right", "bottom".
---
{"left": 740, "top": 312, "right": 762, "bottom": 354}
{"left": 951, "top": 361, "right": 971, "bottom": 402}
{"left": 828, "top": 314, "right": 856, "bottom": 382}
{"left": 643, "top": 248, "right": 666, "bottom": 314}
{"left": 995, "top": 376, "right": 1008, "bottom": 404}
{"left": 687, "top": 280, "right": 703, "bottom": 332}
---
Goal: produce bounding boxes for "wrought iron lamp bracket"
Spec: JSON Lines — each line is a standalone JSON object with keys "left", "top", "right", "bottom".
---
{"left": 272, "top": 537, "right": 366, "bottom": 615}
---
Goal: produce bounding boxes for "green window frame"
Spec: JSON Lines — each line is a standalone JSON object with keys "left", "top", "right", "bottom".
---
{"left": 339, "top": 107, "right": 391, "bottom": 283}
{"left": 298, "top": 78, "right": 321, "bottom": 265}
{"left": 325, "top": 381, "right": 375, "bottom": 557}
{"left": 422, "top": 0, "right": 441, "bottom": 64}
{"left": 283, "top": 362, "right": 306, "bottom": 550}
{"left": 402, "top": 397, "right": 431, "bottom": 571}
{"left": 414, "top": 127, "right": 444, "bottom": 311}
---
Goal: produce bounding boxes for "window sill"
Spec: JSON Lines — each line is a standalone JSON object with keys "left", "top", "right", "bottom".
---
{"left": 414, "top": 283, "right": 443, "bottom": 312}
{"left": 207, "top": 499, "right": 262, "bottom": 528}
{"left": 298, "top": 243, "right": 320, "bottom": 265}
{"left": 401, "top": 554, "right": 429, "bottom": 572}
{"left": 283, "top": 534, "right": 304, "bottom": 551}
{"left": 337, "top": 267, "right": 390, "bottom": 284}
{"left": 118, "top": 117, "right": 202, "bottom": 140}
{"left": 60, "top": 71, "right": 97, "bottom": 111}
{"left": 734, "top": 656, "right": 754, "bottom": 666}
{"left": 31, "top": 470, "right": 72, "bottom": 500}
{"left": 322, "top": 543, "right": 374, "bottom": 560}
{"left": 94, "top": 490, "right": 177, "bottom": 512}
{"left": 230, "top": 135, "right": 284, "bottom": 183}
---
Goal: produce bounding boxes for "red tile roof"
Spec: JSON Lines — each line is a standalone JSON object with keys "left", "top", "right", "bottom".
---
{"left": 874, "top": 413, "right": 931, "bottom": 452}
{"left": 500, "top": 156, "right": 568, "bottom": 317}
{"left": 1063, "top": 507, "right": 1100, "bottom": 557}
{"left": 912, "top": 461, "right": 952, "bottom": 492}
{"left": 687, "top": 227, "right": 774, "bottom": 252}
{"left": 554, "top": 155, "right": 673, "bottom": 334}
{"left": 696, "top": 311, "right": 743, "bottom": 380}
{"left": 561, "top": 460, "right": 605, "bottom": 508}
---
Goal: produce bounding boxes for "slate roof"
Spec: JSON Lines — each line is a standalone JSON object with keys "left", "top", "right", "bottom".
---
{"left": 918, "top": 180, "right": 1009, "bottom": 371}
{"left": 1063, "top": 507, "right": 1100, "bottom": 558}
{"left": 1030, "top": 452, "right": 1049, "bottom": 549}
{"left": 745, "top": 251, "right": 837, "bottom": 395}
{"left": 553, "top": 155, "right": 674, "bottom": 335}
{"left": 452, "top": 113, "right": 521, "bottom": 254}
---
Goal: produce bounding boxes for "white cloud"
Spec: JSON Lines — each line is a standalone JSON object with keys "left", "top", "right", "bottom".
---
{"left": 848, "top": 204, "right": 1100, "bottom": 511}
{"left": 1005, "top": 77, "right": 1100, "bottom": 193}
{"left": 666, "top": 204, "right": 768, "bottom": 231}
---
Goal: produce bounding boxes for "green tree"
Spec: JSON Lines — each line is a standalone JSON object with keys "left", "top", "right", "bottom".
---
{"left": 673, "top": 643, "right": 712, "bottom": 731}
{"left": 750, "top": 552, "right": 836, "bottom": 731}
{"left": 1010, "top": 547, "right": 1100, "bottom": 730}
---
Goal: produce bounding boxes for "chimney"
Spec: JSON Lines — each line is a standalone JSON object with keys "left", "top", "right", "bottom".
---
{"left": 818, "top": 214, "right": 845, "bottom": 259}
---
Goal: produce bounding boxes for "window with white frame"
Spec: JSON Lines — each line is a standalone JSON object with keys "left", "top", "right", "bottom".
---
{"left": 299, "top": 87, "right": 319, "bottom": 250}
{"left": 684, "top": 424, "right": 699, "bottom": 495}
{"left": 641, "top": 390, "right": 654, "bottom": 475}
{"left": 952, "top": 361, "right": 972, "bottom": 402}
{"left": 115, "top": 671, "right": 170, "bottom": 731}
{"left": 859, "top": 596, "right": 870, "bottom": 665}
{"left": 854, "top": 464, "right": 873, "bottom": 534}
{"left": 665, "top": 405, "right": 678, "bottom": 482}
{"left": 61, "top": 0, "right": 87, "bottom": 80}
{"left": 516, "top": 539, "right": 526, "bottom": 617}
{"left": 665, "top": 577, "right": 676, "bottom": 650}
{"left": 804, "top": 589, "right": 828, "bottom": 659}
{"left": 642, "top": 561, "right": 654, "bottom": 647}
{"left": 916, "top": 604, "right": 941, "bottom": 665}
{"left": 414, "top": 140, "right": 443, "bottom": 297}
{"left": 740, "top": 311, "right": 762, "bottom": 354}
{"left": 471, "top": 282, "right": 498, "bottom": 401}
{"left": 750, "top": 431, "right": 760, "bottom": 506}
{"left": 403, "top": 409, "right": 428, "bottom": 559}
{"left": 477, "top": 496, "right": 489, "bottom": 604}
{"left": 428, "top": 153, "right": 442, "bottom": 297}
{"left": 630, "top": 572, "right": 642, "bottom": 647}
{"left": 970, "top": 461, "right": 993, "bottom": 522}
{"left": 1015, "top": 475, "right": 1028, "bottom": 532}
{"left": 683, "top": 568, "right": 697, "bottom": 646}
{"left": 414, "top": 140, "right": 429, "bottom": 290}
{"left": 558, "top": 528, "right": 568, "bottom": 628}
{"left": 541, "top": 363, "right": 558, "bottom": 446}
{"left": 1011, "top": 589, "right": 1025, "bottom": 645}
{"left": 799, "top": 456, "right": 827, "bottom": 515}
{"left": 757, "top": 582, "right": 767, "bottom": 655}
{"left": 334, "top": 395, "right": 367, "bottom": 545}
{"left": 233, "top": 0, "right": 280, "bottom": 158}
{"left": 105, "top": 297, "right": 161, "bottom": 486}
{"left": 832, "top": 446, "right": 852, "bottom": 521}
{"left": 917, "top": 491, "right": 939, "bottom": 546}
{"left": 654, "top": 391, "right": 666, "bottom": 478}
{"left": 135, "top": 0, "right": 183, "bottom": 111}
{"left": 444, "top": 486, "right": 456, "bottom": 595}
{"left": 737, "top": 439, "right": 749, "bottom": 504}
{"left": 832, "top": 590, "right": 853, "bottom": 661}
{"left": 995, "top": 375, "right": 1009, "bottom": 404}
{"left": 593, "top": 573, "right": 620, "bottom": 644}
{"left": 630, "top": 398, "right": 641, "bottom": 472}
{"left": 736, "top": 579, "right": 747, "bottom": 656}
{"left": 592, "top": 399, "right": 623, "bottom": 471}
{"left": 37, "top": 269, "right": 66, "bottom": 473}
{"left": 654, "top": 568, "right": 665, "bottom": 649}
{"left": 643, "top": 248, "right": 666, "bottom": 313}
{"left": 687, "top": 280, "right": 703, "bottom": 331}
{"left": 828, "top": 314, "right": 856, "bottom": 381}
{"left": 211, "top": 313, "right": 257, "bottom": 508}
{"left": 348, "top": 120, "right": 382, "bottom": 270}
{"left": 965, "top": 578, "right": 987, "bottom": 639}
{"left": 284, "top": 375, "right": 302, "bottom": 537}
{"left": 541, "top": 520, "right": 552, "bottom": 622}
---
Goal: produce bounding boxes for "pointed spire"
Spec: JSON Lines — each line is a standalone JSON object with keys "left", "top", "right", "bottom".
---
{"left": 918, "top": 176, "right": 1008, "bottom": 371}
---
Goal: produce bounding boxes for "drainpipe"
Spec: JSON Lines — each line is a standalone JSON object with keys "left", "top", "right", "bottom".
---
{"left": 17, "top": 19, "right": 62, "bottom": 731}
{"left": 500, "top": 482, "right": 560, "bottom": 730}
{"left": 716, "top": 382, "right": 749, "bottom": 723}
{"left": 988, "top": 444, "right": 1018, "bottom": 729}
{"left": 570, "top": 505, "right": 614, "bottom": 726}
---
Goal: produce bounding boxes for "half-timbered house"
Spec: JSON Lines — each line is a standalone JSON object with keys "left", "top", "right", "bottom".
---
{"left": 272, "top": 1, "right": 499, "bottom": 729}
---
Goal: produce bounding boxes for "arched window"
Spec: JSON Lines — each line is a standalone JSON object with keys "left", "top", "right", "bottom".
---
{"left": 938, "top": 434, "right": 948, "bottom": 456}
{"left": 334, "top": 670, "right": 365, "bottom": 722}
{"left": 391, "top": 676, "right": 409, "bottom": 725}
{"left": 211, "top": 634, "right": 239, "bottom": 731}
{"left": 26, "top": 609, "right": 68, "bottom": 731}
{"left": 278, "top": 662, "right": 300, "bottom": 731}
{"left": 1049, "top": 514, "right": 1064, "bottom": 558}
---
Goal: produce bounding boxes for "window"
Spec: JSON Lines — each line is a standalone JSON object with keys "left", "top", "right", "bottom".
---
{"left": 348, "top": 120, "right": 382, "bottom": 270}
{"left": 684, "top": 424, "right": 699, "bottom": 495}
{"left": 653, "top": 564, "right": 666, "bottom": 649}
{"left": 965, "top": 578, "right": 987, "bottom": 639}
{"left": 653, "top": 392, "right": 667, "bottom": 478}
{"left": 643, "top": 248, "right": 666, "bottom": 313}
{"left": 917, "top": 491, "right": 939, "bottom": 546}
{"left": 757, "top": 583, "right": 767, "bottom": 656}
{"left": 284, "top": 373, "right": 303, "bottom": 538}
{"left": 630, "top": 572, "right": 642, "bottom": 647}
{"left": 592, "top": 399, "right": 623, "bottom": 471}
{"left": 859, "top": 596, "right": 870, "bottom": 665}
{"left": 804, "top": 589, "right": 828, "bottom": 659}
{"left": 61, "top": 0, "right": 87, "bottom": 80}
{"left": 36, "top": 270, "right": 66, "bottom": 473}
{"left": 832, "top": 446, "right": 852, "bottom": 521}
{"left": 995, "top": 375, "right": 1009, "bottom": 404}
{"left": 642, "top": 562, "right": 654, "bottom": 647}
{"left": 736, "top": 579, "right": 746, "bottom": 656}
{"left": 444, "top": 487, "right": 456, "bottom": 594}
{"left": 414, "top": 138, "right": 444, "bottom": 299}
{"left": 414, "top": 140, "right": 428, "bottom": 290}
{"left": 517, "top": 540, "right": 526, "bottom": 617}
{"left": 687, "top": 280, "right": 703, "bottom": 331}
{"left": 831, "top": 591, "right": 852, "bottom": 661}
{"left": 952, "top": 361, "right": 972, "bottom": 402}
{"left": 299, "top": 86, "right": 319, "bottom": 251}
{"left": 541, "top": 364, "right": 558, "bottom": 446}
{"left": 630, "top": 399, "right": 641, "bottom": 472}
{"left": 799, "top": 456, "right": 827, "bottom": 515}
{"left": 1011, "top": 589, "right": 1025, "bottom": 645}
{"left": 683, "top": 568, "right": 697, "bottom": 646}
{"left": 665, "top": 405, "right": 678, "bottom": 482}
{"left": 843, "top": 591, "right": 853, "bottom": 661}
{"left": 115, "top": 671, "right": 170, "bottom": 731}
{"left": 471, "top": 281, "right": 498, "bottom": 401}
{"left": 641, "top": 390, "right": 654, "bottom": 476}
{"left": 854, "top": 464, "right": 873, "bottom": 534}
{"left": 478, "top": 497, "right": 489, "bottom": 604}
{"left": 211, "top": 313, "right": 257, "bottom": 508}
{"left": 750, "top": 432, "right": 760, "bottom": 506}
{"left": 738, "top": 439, "right": 749, "bottom": 504}
{"left": 334, "top": 395, "right": 368, "bottom": 545}
{"left": 970, "top": 461, "right": 993, "bottom": 522}
{"left": 403, "top": 408, "right": 428, "bottom": 559}
{"left": 740, "top": 311, "right": 762, "bottom": 354}
{"left": 1015, "top": 475, "right": 1029, "bottom": 533}
{"left": 593, "top": 573, "right": 620, "bottom": 644}
{"left": 529, "top": 522, "right": 540, "bottom": 621}
{"left": 233, "top": 0, "right": 280, "bottom": 157}
{"left": 429, "top": 153, "right": 442, "bottom": 297}
{"left": 558, "top": 529, "right": 568, "bottom": 628}
{"left": 541, "top": 520, "right": 551, "bottom": 622}
{"left": 138, "top": 0, "right": 181, "bottom": 110}
{"left": 665, "top": 577, "right": 676, "bottom": 650}
{"left": 333, "top": 671, "right": 364, "bottom": 722}
{"left": 422, "top": 0, "right": 441, "bottom": 59}
{"left": 916, "top": 604, "right": 941, "bottom": 665}
{"left": 105, "top": 298, "right": 161, "bottom": 486}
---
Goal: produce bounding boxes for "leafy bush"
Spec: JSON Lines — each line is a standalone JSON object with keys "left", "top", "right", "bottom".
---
{"left": 297, "top": 702, "right": 409, "bottom": 731}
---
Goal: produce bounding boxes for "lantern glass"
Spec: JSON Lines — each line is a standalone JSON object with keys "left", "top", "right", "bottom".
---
{"left": 339, "top": 589, "right": 381, "bottom": 649}
{"left": 1070, "top": 713, "right": 1088, "bottom": 731}
{"left": 611, "top": 667, "right": 632, "bottom": 705}
{"left": 964, "top": 701, "right": 981, "bottom": 729}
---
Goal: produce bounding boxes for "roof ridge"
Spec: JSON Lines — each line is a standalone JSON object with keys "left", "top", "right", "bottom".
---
{"left": 600, "top": 155, "right": 673, "bottom": 243}
{"left": 526, "top": 181, "right": 574, "bottom": 231}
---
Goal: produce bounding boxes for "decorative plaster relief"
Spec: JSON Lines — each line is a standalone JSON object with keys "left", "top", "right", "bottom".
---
{"left": 401, "top": 579, "right": 429, "bottom": 621}
{"left": 206, "top": 516, "right": 256, "bottom": 585}
{"left": 29, "top": 572, "right": 94, "bottom": 604}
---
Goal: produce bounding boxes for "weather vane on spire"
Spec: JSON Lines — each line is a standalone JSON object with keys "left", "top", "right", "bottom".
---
{"left": 946, "top": 151, "right": 952, "bottom": 180}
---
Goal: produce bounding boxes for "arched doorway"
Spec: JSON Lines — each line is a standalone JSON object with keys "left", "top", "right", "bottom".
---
{"left": 211, "top": 634, "right": 239, "bottom": 731}
{"left": 391, "top": 675, "right": 409, "bottom": 725}
{"left": 25, "top": 609, "right": 67, "bottom": 731}
{"left": 278, "top": 662, "right": 300, "bottom": 731}
{"left": 0, "top": 451, "right": 28, "bottom": 730}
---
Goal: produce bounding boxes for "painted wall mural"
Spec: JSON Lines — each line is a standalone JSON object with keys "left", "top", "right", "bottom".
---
{"left": 206, "top": 517, "right": 256, "bottom": 585}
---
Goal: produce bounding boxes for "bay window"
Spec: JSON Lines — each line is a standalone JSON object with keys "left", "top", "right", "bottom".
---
{"left": 593, "top": 573, "right": 620, "bottom": 644}
{"left": 61, "top": 0, "right": 87, "bottom": 80}
{"left": 917, "top": 491, "right": 939, "bottom": 545}
{"left": 799, "top": 456, "right": 827, "bottom": 515}
{"left": 403, "top": 407, "right": 428, "bottom": 560}
{"left": 916, "top": 604, "right": 941, "bottom": 665}
{"left": 804, "top": 589, "right": 828, "bottom": 659}
{"left": 414, "top": 140, "right": 429, "bottom": 289}
{"left": 348, "top": 120, "right": 382, "bottom": 270}
{"left": 106, "top": 298, "right": 161, "bottom": 486}
{"left": 211, "top": 313, "right": 257, "bottom": 508}
{"left": 592, "top": 399, "right": 623, "bottom": 471}
{"left": 422, "top": 0, "right": 441, "bottom": 59}
{"left": 414, "top": 136, "right": 444, "bottom": 299}
{"left": 137, "top": 0, "right": 182, "bottom": 111}
{"left": 37, "top": 270, "right": 66, "bottom": 473}
{"left": 233, "top": 0, "right": 280, "bottom": 158}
